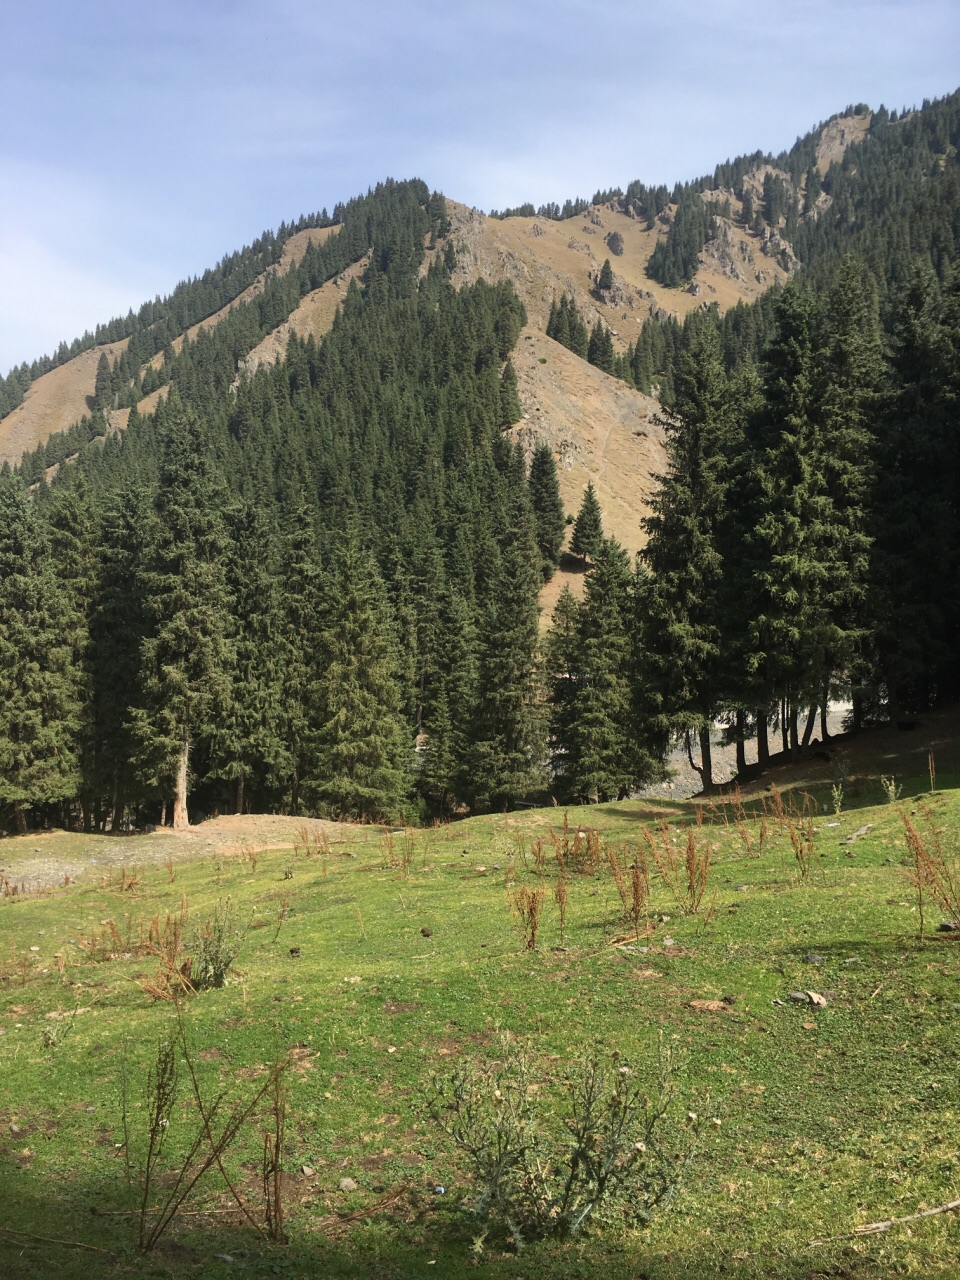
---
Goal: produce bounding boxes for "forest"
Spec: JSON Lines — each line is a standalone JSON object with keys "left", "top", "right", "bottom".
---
{"left": 1, "top": 92, "right": 960, "bottom": 834}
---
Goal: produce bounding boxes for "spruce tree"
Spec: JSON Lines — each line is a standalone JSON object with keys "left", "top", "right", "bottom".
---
{"left": 499, "top": 358, "right": 522, "bottom": 425}
{"left": 308, "top": 532, "right": 410, "bottom": 821}
{"left": 641, "top": 322, "right": 733, "bottom": 786}
{"left": 567, "top": 539, "right": 635, "bottom": 802}
{"left": 544, "top": 586, "right": 581, "bottom": 801}
{"left": 569, "top": 481, "right": 604, "bottom": 563}
{"left": 0, "top": 472, "right": 79, "bottom": 830}
{"left": 462, "top": 502, "right": 544, "bottom": 812}
{"left": 208, "top": 503, "right": 289, "bottom": 812}
{"left": 528, "top": 442, "right": 566, "bottom": 579}
{"left": 86, "top": 485, "right": 152, "bottom": 830}
{"left": 130, "top": 394, "right": 234, "bottom": 828}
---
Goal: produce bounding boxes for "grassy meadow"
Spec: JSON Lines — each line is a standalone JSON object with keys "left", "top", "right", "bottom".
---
{"left": 1, "top": 731, "right": 959, "bottom": 1278}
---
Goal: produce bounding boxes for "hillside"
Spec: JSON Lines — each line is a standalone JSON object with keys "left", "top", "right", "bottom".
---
{"left": 2, "top": 721, "right": 960, "bottom": 1277}
{"left": 0, "top": 227, "right": 339, "bottom": 467}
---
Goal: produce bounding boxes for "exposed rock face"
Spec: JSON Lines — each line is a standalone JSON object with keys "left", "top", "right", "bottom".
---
{"left": 760, "top": 229, "right": 800, "bottom": 273}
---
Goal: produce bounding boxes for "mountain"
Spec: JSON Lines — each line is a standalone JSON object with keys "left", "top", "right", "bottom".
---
{"left": 1, "top": 93, "right": 959, "bottom": 830}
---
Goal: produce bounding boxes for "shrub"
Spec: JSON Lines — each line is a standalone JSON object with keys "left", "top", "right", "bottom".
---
{"left": 426, "top": 1037, "right": 708, "bottom": 1249}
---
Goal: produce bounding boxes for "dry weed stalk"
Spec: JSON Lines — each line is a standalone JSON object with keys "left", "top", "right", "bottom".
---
{"left": 532, "top": 839, "right": 546, "bottom": 877}
{"left": 788, "top": 817, "right": 817, "bottom": 883}
{"left": 901, "top": 805, "right": 960, "bottom": 937}
{"left": 607, "top": 845, "right": 630, "bottom": 916}
{"left": 554, "top": 877, "right": 569, "bottom": 945}
{"left": 630, "top": 853, "right": 651, "bottom": 941}
{"left": 646, "top": 823, "right": 711, "bottom": 916}
{"left": 549, "top": 813, "right": 602, "bottom": 875}
{"left": 511, "top": 885, "right": 545, "bottom": 950}
{"left": 135, "top": 1027, "right": 290, "bottom": 1253}
{"left": 261, "top": 1071, "right": 288, "bottom": 1243}
{"left": 758, "top": 816, "right": 769, "bottom": 858}
{"left": 929, "top": 751, "right": 937, "bottom": 793}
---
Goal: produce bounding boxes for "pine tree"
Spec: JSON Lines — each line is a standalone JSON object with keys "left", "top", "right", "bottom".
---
{"left": 567, "top": 539, "right": 635, "bottom": 802}
{"left": 278, "top": 503, "right": 328, "bottom": 815}
{"left": 308, "top": 531, "right": 411, "bottom": 821}
{"left": 208, "top": 503, "right": 289, "bottom": 812}
{"left": 528, "top": 443, "right": 566, "bottom": 579}
{"left": 86, "top": 485, "right": 152, "bottom": 830}
{"left": 598, "top": 258, "right": 614, "bottom": 291}
{"left": 130, "top": 394, "right": 234, "bottom": 828}
{"left": 499, "top": 358, "right": 522, "bottom": 425}
{"left": 868, "top": 266, "right": 955, "bottom": 717}
{"left": 641, "top": 322, "right": 733, "bottom": 786}
{"left": 462, "top": 506, "right": 544, "bottom": 812}
{"left": 544, "top": 586, "right": 581, "bottom": 801}
{"left": 0, "top": 472, "right": 79, "bottom": 829}
{"left": 569, "top": 481, "right": 604, "bottom": 563}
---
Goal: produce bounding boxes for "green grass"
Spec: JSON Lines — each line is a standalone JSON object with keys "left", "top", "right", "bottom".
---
{"left": 1, "top": 774, "right": 959, "bottom": 1278}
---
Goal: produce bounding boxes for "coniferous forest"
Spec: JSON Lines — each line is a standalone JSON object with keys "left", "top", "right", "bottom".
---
{"left": 3, "top": 93, "right": 960, "bottom": 833}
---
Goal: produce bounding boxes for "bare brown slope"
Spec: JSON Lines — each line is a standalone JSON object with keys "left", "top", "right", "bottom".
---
{"left": 236, "top": 252, "right": 369, "bottom": 378}
{"left": 446, "top": 199, "right": 788, "bottom": 346}
{"left": 0, "top": 339, "right": 129, "bottom": 466}
{"left": 0, "top": 226, "right": 340, "bottom": 465}
{"left": 504, "top": 326, "right": 666, "bottom": 618}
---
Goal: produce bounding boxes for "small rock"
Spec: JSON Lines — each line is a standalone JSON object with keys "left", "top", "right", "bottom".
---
{"left": 804, "top": 954, "right": 825, "bottom": 964}
{"left": 339, "top": 1177, "right": 359, "bottom": 1193}
{"left": 734, "top": 885, "right": 749, "bottom": 892}
{"left": 937, "top": 921, "right": 959, "bottom": 933}
{"left": 9, "top": 1123, "right": 21, "bottom": 1136}
{"left": 213, "top": 1255, "right": 235, "bottom": 1264}
{"left": 807, "top": 991, "right": 828, "bottom": 1008}
{"left": 289, "top": 946, "right": 301, "bottom": 957}
{"left": 788, "top": 991, "right": 809, "bottom": 1004}
{"left": 662, "top": 937, "right": 676, "bottom": 947}
{"left": 432, "top": 1185, "right": 445, "bottom": 1195}
{"left": 420, "top": 927, "right": 433, "bottom": 937}
{"left": 950, "top": 1004, "right": 960, "bottom": 1013}
{"left": 301, "top": 1165, "right": 315, "bottom": 1177}
{"left": 771, "top": 998, "right": 785, "bottom": 1006}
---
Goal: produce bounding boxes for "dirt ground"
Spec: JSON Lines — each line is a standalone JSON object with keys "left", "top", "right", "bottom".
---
{"left": 0, "top": 814, "right": 363, "bottom": 896}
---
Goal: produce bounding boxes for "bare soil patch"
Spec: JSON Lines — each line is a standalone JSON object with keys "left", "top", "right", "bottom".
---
{"left": 0, "top": 813, "right": 364, "bottom": 895}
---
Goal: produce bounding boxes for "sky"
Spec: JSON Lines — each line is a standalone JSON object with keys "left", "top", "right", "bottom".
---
{"left": 1, "top": 0, "right": 958, "bottom": 375}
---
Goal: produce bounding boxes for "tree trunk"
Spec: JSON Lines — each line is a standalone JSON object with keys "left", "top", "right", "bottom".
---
{"left": 13, "top": 800, "right": 27, "bottom": 834}
{"left": 699, "top": 725, "right": 713, "bottom": 790}
{"left": 789, "top": 704, "right": 800, "bottom": 763}
{"left": 801, "top": 702, "right": 818, "bottom": 750}
{"left": 780, "top": 699, "right": 789, "bottom": 754}
{"left": 852, "top": 692, "right": 863, "bottom": 734}
{"left": 735, "top": 709, "right": 747, "bottom": 777}
{"left": 236, "top": 773, "right": 244, "bottom": 816}
{"left": 820, "top": 690, "right": 830, "bottom": 744}
{"left": 172, "top": 734, "right": 190, "bottom": 830}
{"left": 757, "top": 712, "right": 769, "bottom": 770}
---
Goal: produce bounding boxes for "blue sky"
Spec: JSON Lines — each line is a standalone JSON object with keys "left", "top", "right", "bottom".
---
{"left": 1, "top": 0, "right": 958, "bottom": 375}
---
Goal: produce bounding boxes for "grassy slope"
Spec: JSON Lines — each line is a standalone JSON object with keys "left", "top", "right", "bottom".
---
{"left": 1, "top": 729, "right": 959, "bottom": 1279}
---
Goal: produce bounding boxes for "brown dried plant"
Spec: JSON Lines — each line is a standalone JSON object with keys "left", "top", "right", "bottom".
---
{"left": 554, "top": 877, "right": 569, "bottom": 945}
{"left": 901, "top": 805, "right": 960, "bottom": 938}
{"left": 511, "top": 885, "right": 545, "bottom": 951}
{"left": 646, "top": 823, "right": 711, "bottom": 916}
